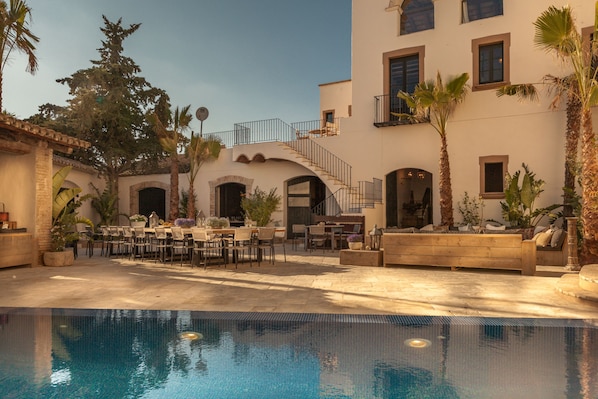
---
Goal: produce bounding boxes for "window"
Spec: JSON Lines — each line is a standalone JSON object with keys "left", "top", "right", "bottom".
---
{"left": 479, "top": 155, "right": 508, "bottom": 199}
{"left": 400, "top": 0, "right": 434, "bottom": 35}
{"left": 462, "top": 0, "right": 503, "bottom": 23}
{"left": 382, "top": 46, "right": 425, "bottom": 123}
{"left": 472, "top": 33, "right": 510, "bottom": 91}
{"left": 323, "top": 110, "right": 334, "bottom": 124}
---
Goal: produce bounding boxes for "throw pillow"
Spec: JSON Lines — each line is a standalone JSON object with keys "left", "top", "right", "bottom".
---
{"left": 536, "top": 230, "right": 554, "bottom": 247}
{"left": 485, "top": 224, "right": 506, "bottom": 231}
{"left": 550, "top": 228, "right": 565, "bottom": 248}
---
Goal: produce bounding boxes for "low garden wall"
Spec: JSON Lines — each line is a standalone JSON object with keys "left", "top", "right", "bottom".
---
{"left": 383, "top": 233, "right": 536, "bottom": 275}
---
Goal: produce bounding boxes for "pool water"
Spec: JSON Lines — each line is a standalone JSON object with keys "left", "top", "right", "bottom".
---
{"left": 0, "top": 308, "right": 596, "bottom": 398}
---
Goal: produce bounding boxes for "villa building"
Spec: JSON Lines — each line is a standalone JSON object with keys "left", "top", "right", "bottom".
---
{"left": 120, "top": 0, "right": 595, "bottom": 235}
{"left": 1, "top": 0, "right": 596, "bottom": 260}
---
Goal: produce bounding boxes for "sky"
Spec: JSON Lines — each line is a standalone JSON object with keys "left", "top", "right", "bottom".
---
{"left": 4, "top": 0, "right": 352, "bottom": 134}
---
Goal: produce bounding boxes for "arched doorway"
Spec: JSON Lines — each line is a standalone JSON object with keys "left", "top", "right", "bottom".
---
{"left": 386, "top": 168, "right": 432, "bottom": 228}
{"left": 139, "top": 187, "right": 166, "bottom": 221}
{"left": 217, "top": 183, "right": 246, "bottom": 226}
{"left": 286, "top": 176, "right": 327, "bottom": 232}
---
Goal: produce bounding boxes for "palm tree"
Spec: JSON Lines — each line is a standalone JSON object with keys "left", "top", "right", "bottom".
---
{"left": 0, "top": 0, "right": 39, "bottom": 112}
{"left": 533, "top": 5, "right": 598, "bottom": 264}
{"left": 397, "top": 71, "right": 469, "bottom": 227}
{"left": 150, "top": 105, "right": 192, "bottom": 221}
{"left": 497, "top": 75, "right": 582, "bottom": 219}
{"left": 186, "top": 133, "right": 221, "bottom": 219}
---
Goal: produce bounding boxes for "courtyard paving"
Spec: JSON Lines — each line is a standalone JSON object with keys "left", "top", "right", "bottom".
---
{"left": 1, "top": 248, "right": 597, "bottom": 319}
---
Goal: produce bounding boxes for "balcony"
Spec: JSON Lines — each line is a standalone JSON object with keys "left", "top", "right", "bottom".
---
{"left": 373, "top": 94, "right": 423, "bottom": 127}
{"left": 204, "top": 118, "right": 342, "bottom": 148}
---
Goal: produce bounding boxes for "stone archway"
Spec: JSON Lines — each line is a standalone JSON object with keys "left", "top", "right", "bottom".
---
{"left": 208, "top": 175, "right": 253, "bottom": 217}
{"left": 130, "top": 181, "right": 170, "bottom": 218}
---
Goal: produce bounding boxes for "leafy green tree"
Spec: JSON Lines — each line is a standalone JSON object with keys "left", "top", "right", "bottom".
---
{"left": 397, "top": 71, "right": 469, "bottom": 227}
{"left": 186, "top": 133, "right": 221, "bottom": 219}
{"left": 56, "top": 16, "right": 167, "bottom": 215}
{"left": 533, "top": 5, "right": 598, "bottom": 263}
{"left": 0, "top": 0, "right": 39, "bottom": 112}
{"left": 149, "top": 104, "right": 192, "bottom": 221}
{"left": 240, "top": 187, "right": 281, "bottom": 227}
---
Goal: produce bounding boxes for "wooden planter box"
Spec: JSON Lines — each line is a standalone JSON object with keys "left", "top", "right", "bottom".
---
{"left": 0, "top": 233, "right": 35, "bottom": 268}
{"left": 383, "top": 233, "right": 536, "bottom": 275}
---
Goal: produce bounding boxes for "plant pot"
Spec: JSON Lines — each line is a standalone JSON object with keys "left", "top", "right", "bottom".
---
{"left": 131, "top": 221, "right": 146, "bottom": 228}
{"left": 43, "top": 250, "right": 75, "bottom": 267}
{"left": 348, "top": 242, "right": 362, "bottom": 250}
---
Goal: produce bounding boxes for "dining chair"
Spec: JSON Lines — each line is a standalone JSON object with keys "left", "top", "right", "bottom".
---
{"left": 153, "top": 227, "right": 170, "bottom": 263}
{"left": 121, "top": 226, "right": 134, "bottom": 257}
{"left": 251, "top": 227, "right": 276, "bottom": 266}
{"left": 308, "top": 225, "right": 329, "bottom": 253}
{"left": 291, "top": 224, "right": 306, "bottom": 250}
{"left": 274, "top": 227, "right": 287, "bottom": 263}
{"left": 131, "top": 227, "right": 151, "bottom": 261}
{"left": 191, "top": 228, "right": 224, "bottom": 269}
{"left": 226, "top": 227, "right": 254, "bottom": 268}
{"left": 108, "top": 226, "right": 125, "bottom": 257}
{"left": 170, "top": 226, "right": 190, "bottom": 265}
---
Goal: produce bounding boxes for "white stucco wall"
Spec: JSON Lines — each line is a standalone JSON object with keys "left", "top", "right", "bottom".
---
{"left": 0, "top": 152, "right": 36, "bottom": 231}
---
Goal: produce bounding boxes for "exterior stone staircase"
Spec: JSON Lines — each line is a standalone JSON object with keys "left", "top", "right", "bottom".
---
{"left": 556, "top": 264, "right": 598, "bottom": 302}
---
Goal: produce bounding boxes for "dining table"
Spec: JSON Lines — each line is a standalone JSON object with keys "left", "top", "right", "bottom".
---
{"left": 304, "top": 224, "right": 345, "bottom": 251}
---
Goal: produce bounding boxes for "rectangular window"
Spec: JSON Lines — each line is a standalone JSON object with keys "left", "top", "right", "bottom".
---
{"left": 472, "top": 33, "right": 510, "bottom": 91}
{"left": 480, "top": 155, "right": 508, "bottom": 199}
{"left": 401, "top": 0, "right": 434, "bottom": 35}
{"left": 462, "top": 0, "right": 503, "bottom": 23}
{"left": 479, "top": 43, "right": 503, "bottom": 84}
{"left": 380, "top": 46, "right": 425, "bottom": 126}
{"left": 582, "top": 27, "right": 598, "bottom": 71}
{"left": 389, "top": 54, "right": 420, "bottom": 118}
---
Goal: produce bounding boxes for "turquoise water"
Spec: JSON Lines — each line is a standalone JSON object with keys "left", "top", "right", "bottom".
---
{"left": 0, "top": 309, "right": 596, "bottom": 398}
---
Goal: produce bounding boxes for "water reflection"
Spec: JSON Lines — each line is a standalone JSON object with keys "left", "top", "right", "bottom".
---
{"left": 0, "top": 309, "right": 596, "bottom": 398}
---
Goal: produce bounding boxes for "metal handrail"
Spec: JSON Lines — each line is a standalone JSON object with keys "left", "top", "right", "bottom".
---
{"left": 311, "top": 178, "right": 383, "bottom": 216}
{"left": 284, "top": 137, "right": 352, "bottom": 188}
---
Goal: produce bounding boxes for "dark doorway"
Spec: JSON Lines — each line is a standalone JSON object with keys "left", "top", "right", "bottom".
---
{"left": 139, "top": 187, "right": 166, "bottom": 220}
{"left": 386, "top": 168, "right": 432, "bottom": 228}
{"left": 218, "top": 183, "right": 246, "bottom": 226}
{"left": 286, "top": 176, "right": 327, "bottom": 235}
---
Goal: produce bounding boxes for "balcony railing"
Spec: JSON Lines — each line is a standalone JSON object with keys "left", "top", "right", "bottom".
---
{"left": 373, "top": 94, "right": 418, "bottom": 127}
{"left": 203, "top": 118, "right": 342, "bottom": 148}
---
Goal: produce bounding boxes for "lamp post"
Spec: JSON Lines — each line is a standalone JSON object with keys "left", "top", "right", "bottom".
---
{"left": 369, "top": 224, "right": 383, "bottom": 251}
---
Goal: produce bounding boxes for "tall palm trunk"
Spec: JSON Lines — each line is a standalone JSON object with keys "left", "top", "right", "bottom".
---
{"left": 439, "top": 134, "right": 454, "bottom": 227}
{"left": 169, "top": 155, "right": 179, "bottom": 221}
{"left": 580, "top": 108, "right": 598, "bottom": 263}
{"left": 187, "top": 181, "right": 196, "bottom": 220}
{"left": 563, "top": 90, "right": 581, "bottom": 218}
{"left": 0, "top": 71, "right": 3, "bottom": 112}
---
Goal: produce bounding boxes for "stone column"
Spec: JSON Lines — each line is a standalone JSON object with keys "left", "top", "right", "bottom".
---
{"left": 565, "top": 217, "right": 580, "bottom": 271}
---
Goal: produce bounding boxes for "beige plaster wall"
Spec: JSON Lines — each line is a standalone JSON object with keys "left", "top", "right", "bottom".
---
{"left": 335, "top": 0, "right": 597, "bottom": 226}
{"left": 0, "top": 151, "right": 37, "bottom": 231}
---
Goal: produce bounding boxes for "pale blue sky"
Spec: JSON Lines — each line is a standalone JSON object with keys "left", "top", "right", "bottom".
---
{"left": 4, "top": 0, "right": 352, "bottom": 134}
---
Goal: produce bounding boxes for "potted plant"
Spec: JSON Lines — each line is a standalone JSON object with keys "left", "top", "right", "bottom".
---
{"left": 346, "top": 233, "right": 363, "bottom": 250}
{"left": 240, "top": 187, "right": 282, "bottom": 227}
{"left": 44, "top": 166, "right": 93, "bottom": 267}
{"left": 129, "top": 214, "right": 148, "bottom": 228}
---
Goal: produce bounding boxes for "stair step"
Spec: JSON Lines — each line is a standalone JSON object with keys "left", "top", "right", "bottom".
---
{"left": 556, "top": 273, "right": 598, "bottom": 302}
{"left": 579, "top": 264, "right": 598, "bottom": 294}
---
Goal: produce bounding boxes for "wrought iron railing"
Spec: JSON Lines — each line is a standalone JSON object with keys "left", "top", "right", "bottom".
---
{"left": 311, "top": 178, "right": 383, "bottom": 216}
{"left": 373, "top": 94, "right": 413, "bottom": 127}
{"left": 204, "top": 118, "right": 342, "bottom": 148}
{"left": 284, "top": 137, "right": 352, "bottom": 188}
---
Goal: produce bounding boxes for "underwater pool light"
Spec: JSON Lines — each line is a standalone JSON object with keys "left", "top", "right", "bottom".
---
{"left": 404, "top": 338, "right": 431, "bottom": 348}
{"left": 180, "top": 331, "right": 203, "bottom": 341}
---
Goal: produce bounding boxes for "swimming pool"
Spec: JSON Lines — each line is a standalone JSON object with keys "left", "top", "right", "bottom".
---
{"left": 0, "top": 308, "right": 596, "bottom": 398}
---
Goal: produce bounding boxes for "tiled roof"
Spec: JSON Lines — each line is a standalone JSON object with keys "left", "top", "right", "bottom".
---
{"left": 0, "top": 114, "right": 90, "bottom": 150}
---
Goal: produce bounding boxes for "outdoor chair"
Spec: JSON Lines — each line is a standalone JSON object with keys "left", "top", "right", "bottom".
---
{"left": 308, "top": 225, "right": 329, "bottom": 253}
{"left": 274, "top": 227, "right": 287, "bottom": 263}
{"left": 225, "top": 227, "right": 254, "bottom": 268}
{"left": 131, "top": 227, "right": 151, "bottom": 261}
{"left": 170, "top": 226, "right": 191, "bottom": 265}
{"left": 191, "top": 228, "right": 224, "bottom": 269}
{"left": 291, "top": 224, "right": 306, "bottom": 250}
{"left": 251, "top": 227, "right": 276, "bottom": 266}
{"left": 152, "top": 227, "right": 170, "bottom": 263}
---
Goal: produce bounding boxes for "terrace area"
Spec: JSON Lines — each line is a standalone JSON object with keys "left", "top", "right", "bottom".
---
{"left": 1, "top": 248, "right": 597, "bottom": 319}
